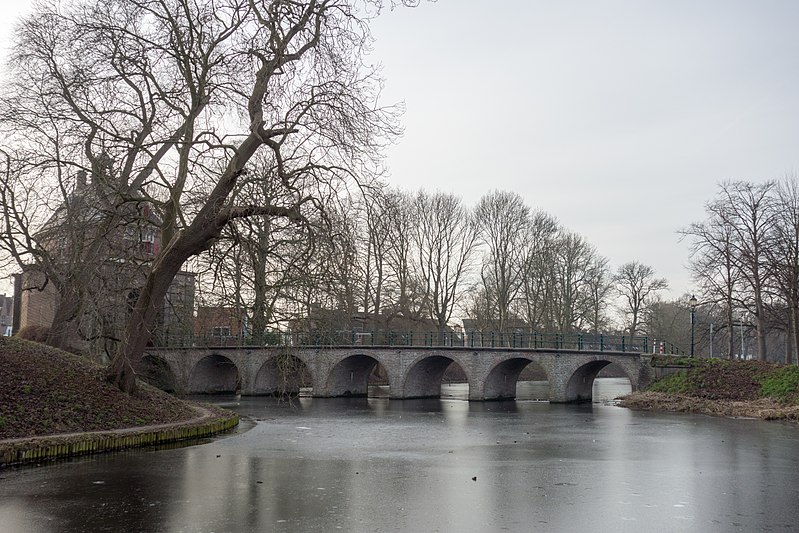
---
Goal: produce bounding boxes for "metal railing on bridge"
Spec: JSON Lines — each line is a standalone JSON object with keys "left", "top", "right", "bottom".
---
{"left": 155, "top": 331, "right": 683, "bottom": 355}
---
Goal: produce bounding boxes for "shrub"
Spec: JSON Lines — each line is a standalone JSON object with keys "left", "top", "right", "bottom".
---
{"left": 16, "top": 325, "right": 51, "bottom": 343}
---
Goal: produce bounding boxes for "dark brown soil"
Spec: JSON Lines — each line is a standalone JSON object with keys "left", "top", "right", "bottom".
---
{"left": 688, "top": 359, "right": 773, "bottom": 401}
{"left": 0, "top": 336, "right": 198, "bottom": 439}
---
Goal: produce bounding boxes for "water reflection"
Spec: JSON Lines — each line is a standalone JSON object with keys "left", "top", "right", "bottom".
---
{"left": 370, "top": 377, "right": 631, "bottom": 404}
{"left": 2, "top": 378, "right": 799, "bottom": 532}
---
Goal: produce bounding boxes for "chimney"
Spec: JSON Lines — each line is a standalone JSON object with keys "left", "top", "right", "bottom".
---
{"left": 76, "top": 170, "right": 87, "bottom": 190}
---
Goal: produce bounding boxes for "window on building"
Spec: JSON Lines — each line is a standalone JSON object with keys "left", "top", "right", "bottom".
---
{"left": 213, "top": 326, "right": 231, "bottom": 337}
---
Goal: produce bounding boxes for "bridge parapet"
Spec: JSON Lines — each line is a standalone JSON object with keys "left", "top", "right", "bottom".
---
{"left": 155, "top": 330, "right": 682, "bottom": 355}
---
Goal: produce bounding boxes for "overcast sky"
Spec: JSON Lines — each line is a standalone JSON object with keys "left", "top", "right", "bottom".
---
{"left": 2, "top": 1, "right": 798, "bottom": 298}
{"left": 368, "top": 1, "right": 799, "bottom": 299}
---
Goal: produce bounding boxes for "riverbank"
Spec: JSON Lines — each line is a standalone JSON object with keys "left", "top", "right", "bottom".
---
{"left": 619, "top": 357, "right": 799, "bottom": 421}
{"left": 0, "top": 336, "right": 238, "bottom": 466}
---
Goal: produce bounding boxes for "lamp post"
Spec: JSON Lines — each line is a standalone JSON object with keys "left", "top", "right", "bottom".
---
{"left": 689, "top": 295, "right": 697, "bottom": 357}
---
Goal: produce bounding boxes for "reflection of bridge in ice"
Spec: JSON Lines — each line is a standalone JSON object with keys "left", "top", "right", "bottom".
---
{"left": 144, "top": 333, "right": 655, "bottom": 403}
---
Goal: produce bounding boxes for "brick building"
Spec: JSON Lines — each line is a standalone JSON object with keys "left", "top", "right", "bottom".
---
{"left": 12, "top": 170, "right": 195, "bottom": 360}
{"left": 193, "top": 306, "right": 246, "bottom": 345}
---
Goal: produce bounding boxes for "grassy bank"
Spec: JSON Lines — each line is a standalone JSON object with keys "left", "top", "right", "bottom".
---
{"left": 0, "top": 336, "right": 235, "bottom": 444}
{"left": 620, "top": 357, "right": 799, "bottom": 421}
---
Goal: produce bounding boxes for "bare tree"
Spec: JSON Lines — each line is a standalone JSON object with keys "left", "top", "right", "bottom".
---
{"left": 382, "top": 188, "right": 425, "bottom": 323}
{"left": 714, "top": 181, "right": 777, "bottom": 361}
{"left": 316, "top": 202, "right": 363, "bottom": 320}
{"left": 276, "top": 210, "right": 355, "bottom": 330}
{"left": 0, "top": 144, "right": 156, "bottom": 358}
{"left": 682, "top": 204, "right": 742, "bottom": 359}
{"left": 549, "top": 231, "right": 596, "bottom": 332}
{"left": 769, "top": 176, "right": 799, "bottom": 363}
{"left": 516, "top": 210, "right": 560, "bottom": 331}
{"left": 4, "top": 0, "right": 410, "bottom": 392}
{"left": 475, "top": 191, "right": 531, "bottom": 332}
{"left": 198, "top": 156, "right": 317, "bottom": 342}
{"left": 413, "top": 191, "right": 478, "bottom": 334}
{"left": 465, "top": 284, "right": 495, "bottom": 332}
{"left": 583, "top": 255, "right": 613, "bottom": 335}
{"left": 614, "top": 261, "right": 668, "bottom": 339}
{"left": 355, "top": 186, "right": 428, "bottom": 329}
{"left": 358, "top": 188, "right": 394, "bottom": 326}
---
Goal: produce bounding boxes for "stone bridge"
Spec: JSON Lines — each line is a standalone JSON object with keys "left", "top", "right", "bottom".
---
{"left": 142, "top": 345, "right": 653, "bottom": 403}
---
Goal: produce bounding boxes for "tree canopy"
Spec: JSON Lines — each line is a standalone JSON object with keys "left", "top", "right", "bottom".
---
{"left": 1, "top": 0, "right": 407, "bottom": 392}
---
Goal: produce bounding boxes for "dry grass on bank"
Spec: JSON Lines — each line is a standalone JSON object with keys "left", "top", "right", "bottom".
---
{"left": 618, "top": 391, "right": 799, "bottom": 421}
{"left": 0, "top": 336, "right": 201, "bottom": 440}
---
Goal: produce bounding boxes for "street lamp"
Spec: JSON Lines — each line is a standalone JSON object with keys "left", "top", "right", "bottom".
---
{"left": 689, "top": 295, "right": 698, "bottom": 357}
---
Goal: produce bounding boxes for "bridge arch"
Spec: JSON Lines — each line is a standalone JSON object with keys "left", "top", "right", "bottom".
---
{"left": 483, "top": 357, "right": 550, "bottom": 401}
{"left": 322, "top": 354, "right": 389, "bottom": 397}
{"left": 403, "top": 355, "right": 468, "bottom": 399}
{"left": 149, "top": 346, "right": 650, "bottom": 402}
{"left": 188, "top": 354, "right": 241, "bottom": 394}
{"left": 564, "top": 360, "right": 632, "bottom": 403}
{"left": 136, "top": 354, "right": 179, "bottom": 393}
{"left": 254, "top": 353, "right": 311, "bottom": 396}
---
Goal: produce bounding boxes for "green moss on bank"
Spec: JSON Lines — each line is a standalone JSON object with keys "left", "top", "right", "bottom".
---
{"left": 758, "top": 365, "right": 799, "bottom": 403}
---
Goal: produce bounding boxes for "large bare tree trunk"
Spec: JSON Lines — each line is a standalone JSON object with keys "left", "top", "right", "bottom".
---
{"left": 107, "top": 239, "right": 197, "bottom": 392}
{"left": 46, "top": 283, "right": 82, "bottom": 351}
{"left": 249, "top": 222, "right": 273, "bottom": 344}
{"left": 790, "top": 306, "right": 799, "bottom": 365}
{"left": 726, "top": 306, "right": 736, "bottom": 360}
{"left": 754, "top": 292, "right": 768, "bottom": 361}
{"left": 107, "top": 154, "right": 258, "bottom": 393}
